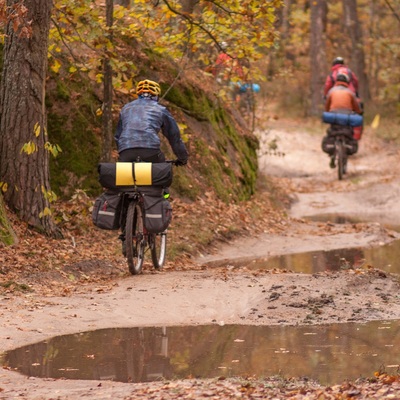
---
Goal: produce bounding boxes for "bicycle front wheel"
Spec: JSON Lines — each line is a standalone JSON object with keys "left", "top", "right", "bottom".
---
{"left": 125, "top": 201, "right": 145, "bottom": 275}
{"left": 150, "top": 232, "right": 167, "bottom": 270}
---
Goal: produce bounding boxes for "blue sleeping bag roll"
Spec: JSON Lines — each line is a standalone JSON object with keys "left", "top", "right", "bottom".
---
{"left": 322, "top": 112, "right": 363, "bottom": 127}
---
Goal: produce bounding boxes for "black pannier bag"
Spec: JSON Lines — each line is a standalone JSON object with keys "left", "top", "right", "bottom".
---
{"left": 139, "top": 187, "right": 172, "bottom": 234}
{"left": 98, "top": 162, "right": 173, "bottom": 190}
{"left": 92, "top": 191, "right": 122, "bottom": 230}
{"left": 322, "top": 125, "right": 358, "bottom": 156}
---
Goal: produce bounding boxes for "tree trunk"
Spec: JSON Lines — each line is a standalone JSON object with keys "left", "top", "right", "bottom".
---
{"left": 0, "top": 193, "right": 17, "bottom": 246}
{"left": 181, "top": 0, "right": 197, "bottom": 14}
{"left": 0, "top": 0, "right": 60, "bottom": 237}
{"left": 309, "top": 0, "right": 328, "bottom": 116}
{"left": 115, "top": 0, "right": 130, "bottom": 7}
{"left": 342, "top": 0, "right": 371, "bottom": 101}
{"left": 101, "top": 0, "right": 114, "bottom": 163}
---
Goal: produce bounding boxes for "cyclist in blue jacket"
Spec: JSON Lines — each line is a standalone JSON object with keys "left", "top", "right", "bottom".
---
{"left": 114, "top": 79, "right": 188, "bottom": 255}
{"left": 114, "top": 79, "right": 188, "bottom": 165}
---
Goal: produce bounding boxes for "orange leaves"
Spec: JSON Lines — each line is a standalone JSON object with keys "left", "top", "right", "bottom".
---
{"left": 374, "top": 372, "right": 400, "bottom": 385}
{"left": 6, "top": 0, "right": 32, "bottom": 38}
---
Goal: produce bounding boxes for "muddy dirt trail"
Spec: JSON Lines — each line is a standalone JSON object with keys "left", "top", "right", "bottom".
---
{"left": 1, "top": 121, "right": 400, "bottom": 399}
{"left": 199, "top": 121, "right": 400, "bottom": 263}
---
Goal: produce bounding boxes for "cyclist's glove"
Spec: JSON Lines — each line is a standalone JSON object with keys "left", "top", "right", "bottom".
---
{"left": 175, "top": 159, "right": 188, "bottom": 166}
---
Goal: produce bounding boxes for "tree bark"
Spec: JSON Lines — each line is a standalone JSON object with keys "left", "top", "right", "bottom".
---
{"left": 181, "top": 0, "right": 197, "bottom": 14}
{"left": 342, "top": 0, "right": 371, "bottom": 101}
{"left": 309, "top": 0, "right": 328, "bottom": 116}
{"left": 114, "top": 0, "right": 130, "bottom": 7}
{"left": 0, "top": 0, "right": 60, "bottom": 237}
{"left": 101, "top": 0, "right": 114, "bottom": 163}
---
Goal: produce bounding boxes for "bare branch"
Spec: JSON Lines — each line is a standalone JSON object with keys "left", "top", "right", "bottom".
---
{"left": 383, "top": 0, "right": 400, "bottom": 24}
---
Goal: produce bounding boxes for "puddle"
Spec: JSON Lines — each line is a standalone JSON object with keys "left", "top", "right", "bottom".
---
{"left": 239, "top": 239, "right": 400, "bottom": 275}
{"left": 207, "top": 239, "right": 400, "bottom": 275}
{"left": 305, "top": 213, "right": 400, "bottom": 233}
{"left": 2, "top": 320, "right": 400, "bottom": 386}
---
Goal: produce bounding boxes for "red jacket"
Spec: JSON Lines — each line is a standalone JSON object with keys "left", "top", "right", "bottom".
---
{"left": 324, "top": 64, "right": 359, "bottom": 97}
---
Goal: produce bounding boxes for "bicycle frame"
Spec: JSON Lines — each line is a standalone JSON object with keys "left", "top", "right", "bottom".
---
{"left": 119, "top": 188, "right": 167, "bottom": 275}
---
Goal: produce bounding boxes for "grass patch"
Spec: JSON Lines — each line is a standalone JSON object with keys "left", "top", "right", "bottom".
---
{"left": 0, "top": 281, "right": 32, "bottom": 293}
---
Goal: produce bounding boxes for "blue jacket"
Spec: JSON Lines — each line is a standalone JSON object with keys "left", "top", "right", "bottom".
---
{"left": 115, "top": 97, "right": 188, "bottom": 161}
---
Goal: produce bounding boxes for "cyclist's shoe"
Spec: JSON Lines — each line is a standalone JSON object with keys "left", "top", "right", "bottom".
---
{"left": 330, "top": 157, "right": 336, "bottom": 169}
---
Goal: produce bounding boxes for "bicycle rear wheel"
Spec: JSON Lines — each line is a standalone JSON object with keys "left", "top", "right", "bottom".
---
{"left": 336, "top": 139, "right": 345, "bottom": 181}
{"left": 150, "top": 232, "right": 167, "bottom": 269}
{"left": 125, "top": 201, "right": 145, "bottom": 275}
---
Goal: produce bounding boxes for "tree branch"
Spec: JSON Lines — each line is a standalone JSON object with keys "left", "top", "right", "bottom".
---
{"left": 383, "top": 0, "right": 400, "bottom": 24}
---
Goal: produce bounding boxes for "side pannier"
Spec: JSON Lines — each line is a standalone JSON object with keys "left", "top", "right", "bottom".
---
{"left": 92, "top": 191, "right": 122, "bottom": 230}
{"left": 140, "top": 187, "right": 172, "bottom": 234}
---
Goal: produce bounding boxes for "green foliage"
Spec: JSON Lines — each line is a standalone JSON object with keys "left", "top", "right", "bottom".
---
{"left": 0, "top": 281, "right": 32, "bottom": 292}
{"left": 46, "top": 73, "right": 103, "bottom": 197}
{"left": 171, "top": 169, "right": 200, "bottom": 201}
{"left": 0, "top": 195, "right": 15, "bottom": 246}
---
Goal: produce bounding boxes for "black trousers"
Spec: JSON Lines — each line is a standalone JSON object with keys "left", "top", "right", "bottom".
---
{"left": 118, "top": 148, "right": 165, "bottom": 163}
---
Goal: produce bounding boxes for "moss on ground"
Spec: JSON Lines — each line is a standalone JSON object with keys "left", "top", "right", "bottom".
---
{"left": 46, "top": 74, "right": 103, "bottom": 198}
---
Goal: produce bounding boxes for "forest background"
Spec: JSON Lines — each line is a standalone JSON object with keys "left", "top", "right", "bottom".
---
{"left": 0, "top": 0, "right": 399, "bottom": 250}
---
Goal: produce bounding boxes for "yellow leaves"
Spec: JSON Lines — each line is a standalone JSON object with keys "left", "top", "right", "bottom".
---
{"left": 21, "top": 141, "right": 38, "bottom": 155}
{"left": 21, "top": 124, "right": 57, "bottom": 158}
{"left": 47, "top": 0, "right": 283, "bottom": 105}
{"left": 50, "top": 59, "right": 62, "bottom": 74}
{"left": 44, "top": 142, "right": 62, "bottom": 158}
{"left": 34, "top": 122, "right": 41, "bottom": 137}
{"left": 178, "top": 123, "right": 189, "bottom": 143}
{"left": 39, "top": 207, "right": 52, "bottom": 218}
{"left": 41, "top": 186, "right": 58, "bottom": 203}
{"left": 0, "top": 182, "right": 8, "bottom": 193}
{"left": 113, "top": 7, "right": 125, "bottom": 20}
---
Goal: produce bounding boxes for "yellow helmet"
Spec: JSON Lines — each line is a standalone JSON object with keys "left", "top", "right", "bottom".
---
{"left": 136, "top": 79, "right": 161, "bottom": 96}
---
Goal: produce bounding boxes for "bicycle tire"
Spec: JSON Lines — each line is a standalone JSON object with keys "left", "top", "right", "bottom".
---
{"left": 150, "top": 232, "right": 167, "bottom": 270}
{"left": 125, "top": 201, "right": 145, "bottom": 275}
{"left": 337, "top": 139, "right": 345, "bottom": 181}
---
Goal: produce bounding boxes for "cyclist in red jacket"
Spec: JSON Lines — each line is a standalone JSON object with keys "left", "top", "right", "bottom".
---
{"left": 324, "top": 57, "right": 359, "bottom": 98}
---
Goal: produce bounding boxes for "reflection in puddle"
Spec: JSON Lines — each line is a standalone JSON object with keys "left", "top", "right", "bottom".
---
{"left": 2, "top": 320, "right": 400, "bottom": 386}
{"left": 213, "top": 240, "right": 400, "bottom": 275}
{"left": 305, "top": 213, "right": 400, "bottom": 233}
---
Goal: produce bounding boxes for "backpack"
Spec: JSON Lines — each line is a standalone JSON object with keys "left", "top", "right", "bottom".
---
{"left": 140, "top": 187, "right": 172, "bottom": 234}
{"left": 92, "top": 191, "right": 122, "bottom": 230}
{"left": 330, "top": 66, "right": 353, "bottom": 86}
